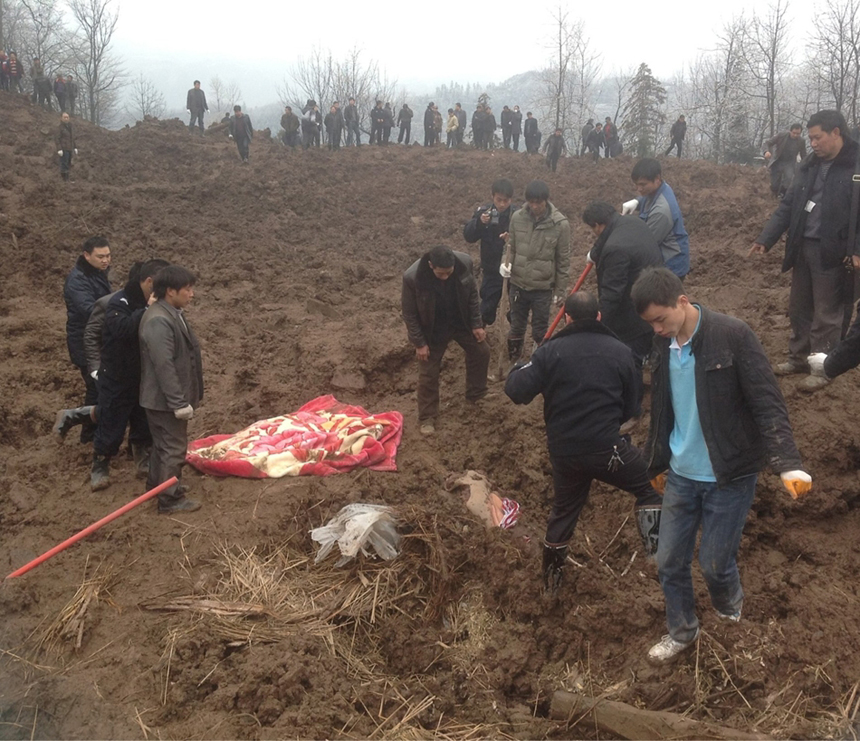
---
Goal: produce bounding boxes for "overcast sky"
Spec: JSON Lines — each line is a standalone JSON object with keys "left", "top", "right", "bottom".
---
{"left": 113, "top": 0, "right": 804, "bottom": 109}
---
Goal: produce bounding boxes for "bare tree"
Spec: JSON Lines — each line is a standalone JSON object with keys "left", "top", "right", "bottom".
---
{"left": 68, "top": 0, "right": 123, "bottom": 125}
{"left": 278, "top": 46, "right": 334, "bottom": 113}
{"left": 745, "top": 0, "right": 792, "bottom": 139}
{"left": 127, "top": 74, "right": 165, "bottom": 120}
{"left": 19, "top": 0, "right": 72, "bottom": 74}
{"left": 209, "top": 75, "right": 242, "bottom": 115}
{"left": 810, "top": 0, "right": 860, "bottom": 121}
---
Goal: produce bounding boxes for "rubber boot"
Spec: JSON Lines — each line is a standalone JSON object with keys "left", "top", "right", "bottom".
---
{"left": 507, "top": 338, "right": 524, "bottom": 362}
{"left": 132, "top": 443, "right": 151, "bottom": 480}
{"left": 91, "top": 454, "right": 111, "bottom": 491}
{"left": 54, "top": 405, "right": 95, "bottom": 439}
{"left": 542, "top": 543, "right": 568, "bottom": 593}
{"left": 635, "top": 506, "right": 661, "bottom": 558}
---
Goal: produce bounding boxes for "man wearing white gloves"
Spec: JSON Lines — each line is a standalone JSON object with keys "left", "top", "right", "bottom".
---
{"left": 502, "top": 180, "right": 571, "bottom": 361}
{"left": 622, "top": 158, "right": 690, "bottom": 280}
{"left": 139, "top": 266, "right": 204, "bottom": 513}
{"left": 632, "top": 268, "right": 810, "bottom": 664}
{"left": 807, "top": 307, "right": 860, "bottom": 387}
{"left": 56, "top": 111, "right": 78, "bottom": 181}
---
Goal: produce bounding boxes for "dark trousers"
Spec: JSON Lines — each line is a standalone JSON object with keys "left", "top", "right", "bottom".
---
{"left": 480, "top": 262, "right": 504, "bottom": 325}
{"left": 371, "top": 121, "right": 381, "bottom": 144}
{"left": 472, "top": 130, "right": 483, "bottom": 149}
{"left": 512, "top": 130, "right": 520, "bottom": 151}
{"left": 328, "top": 128, "right": 341, "bottom": 150}
{"left": 283, "top": 131, "right": 298, "bottom": 148}
{"left": 625, "top": 332, "right": 653, "bottom": 415}
{"left": 68, "top": 96, "right": 76, "bottom": 115}
{"left": 60, "top": 149, "right": 73, "bottom": 179}
{"left": 788, "top": 239, "right": 846, "bottom": 363}
{"left": 346, "top": 121, "right": 361, "bottom": 146}
{"left": 508, "top": 285, "right": 552, "bottom": 344}
{"left": 235, "top": 136, "right": 250, "bottom": 160}
{"left": 93, "top": 373, "right": 150, "bottom": 458}
{"left": 525, "top": 135, "right": 538, "bottom": 153}
{"left": 447, "top": 131, "right": 457, "bottom": 148}
{"left": 417, "top": 327, "right": 490, "bottom": 422}
{"left": 665, "top": 137, "right": 683, "bottom": 157}
{"left": 503, "top": 127, "right": 512, "bottom": 148}
{"left": 547, "top": 153, "right": 560, "bottom": 172}
{"left": 76, "top": 365, "right": 99, "bottom": 442}
{"left": 189, "top": 111, "right": 205, "bottom": 131}
{"left": 424, "top": 128, "right": 434, "bottom": 146}
{"left": 55, "top": 93, "right": 66, "bottom": 112}
{"left": 398, "top": 122, "right": 411, "bottom": 144}
{"left": 145, "top": 409, "right": 188, "bottom": 505}
{"left": 769, "top": 161, "right": 796, "bottom": 197}
{"left": 546, "top": 437, "right": 662, "bottom": 546}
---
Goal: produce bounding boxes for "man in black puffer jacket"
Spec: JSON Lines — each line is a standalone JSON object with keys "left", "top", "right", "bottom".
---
{"left": 505, "top": 291, "right": 663, "bottom": 593}
{"left": 401, "top": 246, "right": 490, "bottom": 435}
{"left": 61, "top": 236, "right": 112, "bottom": 442}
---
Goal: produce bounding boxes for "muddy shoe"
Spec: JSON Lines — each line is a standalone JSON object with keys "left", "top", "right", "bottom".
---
{"left": 90, "top": 454, "right": 111, "bottom": 491}
{"left": 419, "top": 421, "right": 435, "bottom": 436}
{"left": 158, "top": 497, "right": 201, "bottom": 514}
{"left": 647, "top": 630, "right": 699, "bottom": 664}
{"left": 716, "top": 609, "right": 742, "bottom": 622}
{"left": 774, "top": 360, "right": 808, "bottom": 376}
{"left": 132, "top": 444, "right": 151, "bottom": 479}
{"left": 54, "top": 405, "right": 95, "bottom": 439}
{"left": 798, "top": 375, "right": 830, "bottom": 392}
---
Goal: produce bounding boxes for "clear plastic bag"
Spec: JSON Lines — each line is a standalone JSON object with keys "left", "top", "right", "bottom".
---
{"left": 310, "top": 503, "right": 401, "bottom": 567}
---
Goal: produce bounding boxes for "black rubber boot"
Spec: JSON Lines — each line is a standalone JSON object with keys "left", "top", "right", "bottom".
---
{"left": 635, "top": 506, "right": 662, "bottom": 558}
{"left": 90, "top": 454, "right": 111, "bottom": 491}
{"left": 132, "top": 444, "right": 151, "bottom": 480}
{"left": 542, "top": 544, "right": 568, "bottom": 593}
{"left": 507, "top": 338, "right": 524, "bottom": 362}
{"left": 158, "top": 497, "right": 201, "bottom": 514}
{"left": 54, "top": 405, "right": 95, "bottom": 439}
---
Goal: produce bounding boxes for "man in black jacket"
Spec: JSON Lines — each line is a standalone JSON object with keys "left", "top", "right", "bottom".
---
{"left": 423, "top": 102, "right": 436, "bottom": 147}
{"left": 580, "top": 119, "right": 594, "bottom": 156}
{"left": 472, "top": 105, "right": 486, "bottom": 149}
{"left": 501, "top": 105, "right": 513, "bottom": 149}
{"left": 524, "top": 112, "right": 539, "bottom": 154}
{"left": 401, "top": 246, "right": 490, "bottom": 435}
{"left": 61, "top": 236, "right": 112, "bottom": 443}
{"left": 228, "top": 105, "right": 253, "bottom": 162}
{"left": 463, "top": 179, "right": 514, "bottom": 326}
{"left": 542, "top": 127, "right": 567, "bottom": 172}
{"left": 186, "top": 80, "right": 208, "bottom": 133}
{"left": 344, "top": 97, "right": 361, "bottom": 146}
{"left": 370, "top": 100, "right": 385, "bottom": 145}
{"left": 397, "top": 103, "right": 413, "bottom": 144}
{"left": 583, "top": 201, "right": 663, "bottom": 418}
{"left": 90, "top": 259, "right": 169, "bottom": 490}
{"left": 664, "top": 115, "right": 686, "bottom": 158}
{"left": 511, "top": 106, "right": 523, "bottom": 151}
{"left": 764, "top": 124, "right": 807, "bottom": 197}
{"left": 751, "top": 109, "right": 860, "bottom": 391}
{"left": 808, "top": 306, "right": 860, "bottom": 384}
{"left": 505, "top": 291, "right": 663, "bottom": 593}
{"left": 632, "top": 267, "right": 810, "bottom": 663}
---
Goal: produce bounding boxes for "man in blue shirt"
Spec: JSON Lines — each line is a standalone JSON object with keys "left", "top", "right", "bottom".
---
{"left": 632, "top": 268, "right": 812, "bottom": 663}
{"left": 622, "top": 159, "right": 690, "bottom": 280}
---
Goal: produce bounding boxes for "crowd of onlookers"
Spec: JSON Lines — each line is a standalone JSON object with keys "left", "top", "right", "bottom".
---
{"left": 1, "top": 51, "right": 79, "bottom": 114}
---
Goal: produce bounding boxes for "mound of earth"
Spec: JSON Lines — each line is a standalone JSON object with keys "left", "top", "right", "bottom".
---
{"left": 1, "top": 93, "right": 859, "bottom": 739}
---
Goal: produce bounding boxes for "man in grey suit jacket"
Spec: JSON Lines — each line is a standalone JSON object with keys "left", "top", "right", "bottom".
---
{"left": 139, "top": 265, "right": 204, "bottom": 513}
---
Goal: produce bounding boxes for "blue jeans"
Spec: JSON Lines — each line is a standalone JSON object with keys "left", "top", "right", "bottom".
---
{"left": 657, "top": 470, "right": 757, "bottom": 644}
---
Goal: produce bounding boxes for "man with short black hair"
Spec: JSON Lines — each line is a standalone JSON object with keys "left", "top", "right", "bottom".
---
{"left": 280, "top": 106, "right": 300, "bottom": 149}
{"left": 186, "top": 80, "right": 208, "bottom": 133}
{"left": 505, "top": 290, "right": 663, "bottom": 592}
{"left": 502, "top": 181, "right": 570, "bottom": 361}
{"left": 344, "top": 97, "right": 361, "bottom": 146}
{"left": 542, "top": 128, "right": 567, "bottom": 172}
{"left": 511, "top": 106, "right": 523, "bottom": 151}
{"left": 397, "top": 103, "right": 413, "bottom": 144}
{"left": 139, "top": 265, "right": 204, "bottom": 513}
{"left": 463, "top": 179, "right": 515, "bottom": 326}
{"left": 585, "top": 123, "right": 604, "bottom": 161}
{"left": 623, "top": 158, "right": 691, "bottom": 280}
{"left": 401, "top": 246, "right": 490, "bottom": 435}
{"left": 751, "top": 109, "right": 860, "bottom": 390}
{"left": 501, "top": 105, "right": 513, "bottom": 149}
{"left": 62, "top": 236, "right": 112, "bottom": 443}
{"left": 228, "top": 105, "right": 253, "bottom": 162}
{"left": 665, "top": 115, "right": 686, "bottom": 158}
{"left": 764, "top": 124, "right": 807, "bottom": 198}
{"left": 455, "top": 103, "right": 467, "bottom": 145}
{"left": 580, "top": 118, "right": 594, "bottom": 156}
{"left": 524, "top": 112, "right": 540, "bottom": 154}
{"left": 632, "top": 267, "right": 810, "bottom": 663}
{"left": 65, "top": 74, "right": 78, "bottom": 116}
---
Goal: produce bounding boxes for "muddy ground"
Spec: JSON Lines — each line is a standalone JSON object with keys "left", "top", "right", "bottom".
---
{"left": 1, "top": 93, "right": 859, "bottom": 739}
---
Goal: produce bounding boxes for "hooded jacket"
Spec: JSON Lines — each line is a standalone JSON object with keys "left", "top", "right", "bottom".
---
{"left": 756, "top": 136, "right": 860, "bottom": 271}
{"left": 590, "top": 213, "right": 663, "bottom": 342}
{"left": 508, "top": 202, "right": 571, "bottom": 293}
{"left": 401, "top": 251, "right": 481, "bottom": 348}
{"left": 64, "top": 255, "right": 112, "bottom": 367}
{"left": 505, "top": 319, "right": 639, "bottom": 456}
{"left": 645, "top": 305, "right": 803, "bottom": 486}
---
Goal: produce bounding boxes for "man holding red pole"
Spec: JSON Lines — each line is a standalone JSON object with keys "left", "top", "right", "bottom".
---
{"left": 502, "top": 180, "right": 571, "bottom": 362}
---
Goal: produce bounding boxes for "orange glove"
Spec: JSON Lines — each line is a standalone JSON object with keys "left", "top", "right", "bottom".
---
{"left": 780, "top": 470, "right": 812, "bottom": 500}
{"left": 650, "top": 472, "right": 667, "bottom": 495}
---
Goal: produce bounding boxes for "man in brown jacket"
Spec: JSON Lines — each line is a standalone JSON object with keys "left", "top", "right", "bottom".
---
{"left": 139, "top": 265, "right": 203, "bottom": 513}
{"left": 401, "top": 246, "right": 490, "bottom": 435}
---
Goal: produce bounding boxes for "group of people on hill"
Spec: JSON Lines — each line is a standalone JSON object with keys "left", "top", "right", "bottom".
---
{"left": 402, "top": 106, "right": 860, "bottom": 664}
{"left": 0, "top": 52, "right": 79, "bottom": 114}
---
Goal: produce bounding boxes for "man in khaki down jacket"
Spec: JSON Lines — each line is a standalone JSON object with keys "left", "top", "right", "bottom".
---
{"left": 139, "top": 265, "right": 204, "bottom": 513}
{"left": 504, "top": 180, "right": 571, "bottom": 361}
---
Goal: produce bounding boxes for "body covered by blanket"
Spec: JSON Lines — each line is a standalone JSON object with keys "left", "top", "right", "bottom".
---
{"left": 186, "top": 395, "right": 403, "bottom": 478}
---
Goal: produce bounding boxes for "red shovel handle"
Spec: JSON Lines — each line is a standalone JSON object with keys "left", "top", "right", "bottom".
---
{"left": 542, "top": 263, "right": 593, "bottom": 343}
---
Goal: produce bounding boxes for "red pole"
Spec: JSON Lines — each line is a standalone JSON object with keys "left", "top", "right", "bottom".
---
{"left": 542, "top": 262, "right": 593, "bottom": 343}
{"left": 5, "top": 476, "right": 178, "bottom": 579}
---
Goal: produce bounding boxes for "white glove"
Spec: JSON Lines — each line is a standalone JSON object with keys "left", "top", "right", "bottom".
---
{"left": 807, "top": 352, "right": 829, "bottom": 378}
{"left": 780, "top": 470, "right": 812, "bottom": 500}
{"left": 621, "top": 199, "right": 639, "bottom": 215}
{"left": 74, "top": 148, "right": 78, "bottom": 155}
{"left": 90, "top": 370, "right": 98, "bottom": 380}
{"left": 554, "top": 294, "right": 565, "bottom": 305}
{"left": 174, "top": 405, "right": 194, "bottom": 420}
{"left": 499, "top": 263, "right": 511, "bottom": 278}
{"left": 57, "top": 150, "right": 63, "bottom": 156}
{"left": 586, "top": 250, "right": 594, "bottom": 265}
{"left": 228, "top": 134, "right": 233, "bottom": 139}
